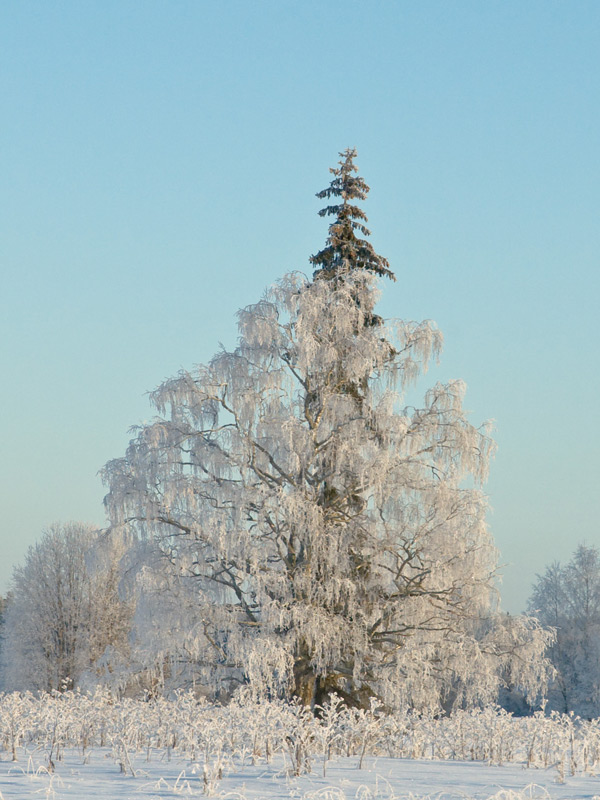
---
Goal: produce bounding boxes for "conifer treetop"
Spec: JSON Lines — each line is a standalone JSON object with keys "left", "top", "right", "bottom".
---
{"left": 310, "top": 148, "right": 395, "bottom": 281}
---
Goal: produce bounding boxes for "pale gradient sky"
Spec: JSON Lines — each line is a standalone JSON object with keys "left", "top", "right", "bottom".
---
{"left": 1, "top": 1, "right": 599, "bottom": 613}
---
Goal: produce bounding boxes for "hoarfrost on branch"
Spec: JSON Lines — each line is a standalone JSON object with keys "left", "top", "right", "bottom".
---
{"left": 102, "top": 151, "right": 550, "bottom": 709}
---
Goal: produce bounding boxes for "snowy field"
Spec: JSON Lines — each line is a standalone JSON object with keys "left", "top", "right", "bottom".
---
{"left": 1, "top": 749, "right": 600, "bottom": 800}
{"left": 2, "top": 692, "right": 600, "bottom": 799}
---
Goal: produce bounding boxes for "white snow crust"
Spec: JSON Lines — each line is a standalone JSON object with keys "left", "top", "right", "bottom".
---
{"left": 1, "top": 749, "right": 599, "bottom": 799}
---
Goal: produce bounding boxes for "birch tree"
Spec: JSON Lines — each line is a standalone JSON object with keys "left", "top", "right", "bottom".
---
{"left": 103, "top": 149, "right": 550, "bottom": 710}
{"left": 1, "top": 522, "right": 131, "bottom": 692}
{"left": 529, "top": 544, "right": 600, "bottom": 717}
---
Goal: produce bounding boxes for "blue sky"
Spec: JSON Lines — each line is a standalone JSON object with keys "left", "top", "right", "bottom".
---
{"left": 1, "top": 1, "right": 599, "bottom": 612}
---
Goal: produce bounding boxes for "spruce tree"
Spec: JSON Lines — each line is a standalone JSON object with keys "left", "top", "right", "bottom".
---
{"left": 310, "top": 148, "right": 395, "bottom": 281}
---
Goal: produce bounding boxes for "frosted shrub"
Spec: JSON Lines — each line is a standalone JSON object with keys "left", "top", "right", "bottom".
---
{"left": 1, "top": 691, "right": 600, "bottom": 780}
{"left": 0, "top": 692, "right": 35, "bottom": 760}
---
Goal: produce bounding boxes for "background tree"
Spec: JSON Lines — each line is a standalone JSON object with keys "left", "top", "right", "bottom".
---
{"left": 0, "top": 594, "right": 8, "bottom": 678}
{"left": 528, "top": 544, "right": 600, "bottom": 717}
{"left": 1, "top": 522, "right": 131, "bottom": 692}
{"left": 103, "top": 150, "right": 550, "bottom": 711}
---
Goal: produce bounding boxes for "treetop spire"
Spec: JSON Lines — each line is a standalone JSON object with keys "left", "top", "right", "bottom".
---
{"left": 310, "top": 148, "right": 395, "bottom": 282}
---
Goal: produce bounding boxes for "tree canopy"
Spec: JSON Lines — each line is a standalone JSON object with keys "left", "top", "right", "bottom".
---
{"left": 310, "top": 147, "right": 394, "bottom": 281}
{"left": 103, "top": 150, "right": 549, "bottom": 710}
{"left": 1, "top": 522, "right": 131, "bottom": 693}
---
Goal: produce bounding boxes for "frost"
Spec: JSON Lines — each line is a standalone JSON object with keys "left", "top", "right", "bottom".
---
{"left": 102, "top": 268, "right": 548, "bottom": 709}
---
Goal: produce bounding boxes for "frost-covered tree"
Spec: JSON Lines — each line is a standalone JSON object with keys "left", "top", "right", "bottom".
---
{"left": 0, "top": 594, "right": 7, "bottom": 672}
{"left": 103, "top": 149, "right": 550, "bottom": 710}
{"left": 1, "top": 522, "right": 131, "bottom": 692}
{"left": 0, "top": 594, "right": 7, "bottom": 629}
{"left": 310, "top": 148, "right": 394, "bottom": 282}
{"left": 529, "top": 544, "right": 600, "bottom": 717}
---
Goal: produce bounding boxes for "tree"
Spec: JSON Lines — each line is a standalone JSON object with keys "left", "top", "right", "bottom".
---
{"left": 103, "top": 149, "right": 549, "bottom": 710}
{"left": 528, "top": 544, "right": 600, "bottom": 717}
{"left": 310, "top": 148, "right": 394, "bottom": 281}
{"left": 1, "top": 522, "right": 131, "bottom": 692}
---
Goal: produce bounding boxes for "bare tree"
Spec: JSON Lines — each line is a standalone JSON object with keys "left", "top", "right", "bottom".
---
{"left": 529, "top": 544, "right": 600, "bottom": 717}
{"left": 1, "top": 522, "right": 131, "bottom": 692}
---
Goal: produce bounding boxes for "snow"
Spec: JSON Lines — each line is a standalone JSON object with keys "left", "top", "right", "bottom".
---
{"left": 1, "top": 750, "right": 599, "bottom": 800}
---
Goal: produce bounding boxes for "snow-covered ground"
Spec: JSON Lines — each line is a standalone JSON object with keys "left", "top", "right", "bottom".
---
{"left": 2, "top": 694, "right": 600, "bottom": 798}
{"left": 1, "top": 749, "right": 599, "bottom": 800}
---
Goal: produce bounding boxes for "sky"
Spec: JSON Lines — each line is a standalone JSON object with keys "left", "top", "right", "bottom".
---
{"left": 1, "top": 1, "right": 599, "bottom": 613}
